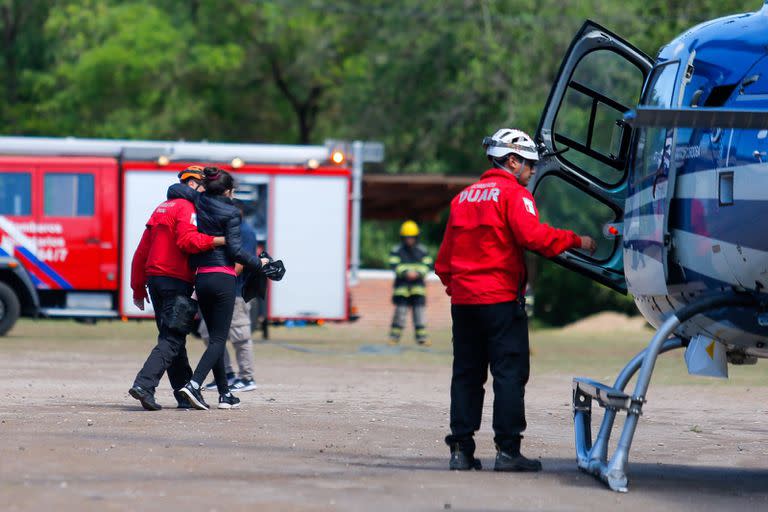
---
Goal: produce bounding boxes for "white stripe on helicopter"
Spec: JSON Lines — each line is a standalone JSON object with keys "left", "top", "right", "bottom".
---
{"left": 624, "top": 162, "right": 768, "bottom": 214}
{"left": 623, "top": 214, "right": 664, "bottom": 242}
{"left": 675, "top": 163, "right": 768, "bottom": 200}
{"left": 625, "top": 181, "right": 668, "bottom": 214}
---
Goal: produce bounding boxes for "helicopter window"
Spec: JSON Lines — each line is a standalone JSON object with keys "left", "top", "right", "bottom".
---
{"left": 635, "top": 126, "right": 670, "bottom": 183}
{"left": 634, "top": 62, "right": 681, "bottom": 182}
{"left": 641, "top": 61, "right": 679, "bottom": 108}
{"left": 719, "top": 172, "right": 734, "bottom": 206}
{"left": 533, "top": 174, "right": 619, "bottom": 263}
{"left": 553, "top": 49, "right": 645, "bottom": 187}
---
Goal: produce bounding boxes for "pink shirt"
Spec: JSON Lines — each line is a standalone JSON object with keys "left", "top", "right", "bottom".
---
{"left": 196, "top": 266, "right": 237, "bottom": 277}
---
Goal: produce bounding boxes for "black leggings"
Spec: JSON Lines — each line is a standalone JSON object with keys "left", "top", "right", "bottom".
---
{"left": 192, "top": 272, "right": 236, "bottom": 395}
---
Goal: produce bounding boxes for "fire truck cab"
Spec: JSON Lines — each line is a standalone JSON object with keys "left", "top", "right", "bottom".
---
{"left": 0, "top": 137, "right": 354, "bottom": 336}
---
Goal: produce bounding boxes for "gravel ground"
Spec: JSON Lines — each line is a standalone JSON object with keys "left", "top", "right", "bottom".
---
{"left": 1, "top": 320, "right": 767, "bottom": 511}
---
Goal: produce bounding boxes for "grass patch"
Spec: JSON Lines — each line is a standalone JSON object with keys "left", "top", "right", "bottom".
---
{"left": 2, "top": 318, "right": 767, "bottom": 386}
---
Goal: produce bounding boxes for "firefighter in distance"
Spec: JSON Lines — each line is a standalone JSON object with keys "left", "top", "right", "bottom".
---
{"left": 388, "top": 220, "right": 433, "bottom": 346}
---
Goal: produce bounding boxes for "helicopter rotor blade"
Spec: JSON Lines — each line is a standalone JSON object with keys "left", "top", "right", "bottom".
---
{"left": 625, "top": 107, "right": 768, "bottom": 130}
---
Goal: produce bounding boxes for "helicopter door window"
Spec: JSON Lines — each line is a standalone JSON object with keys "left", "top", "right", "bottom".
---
{"left": 533, "top": 174, "right": 619, "bottom": 263}
{"left": 553, "top": 50, "right": 645, "bottom": 186}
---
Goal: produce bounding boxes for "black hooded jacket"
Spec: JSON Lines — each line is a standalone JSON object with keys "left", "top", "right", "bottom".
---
{"left": 167, "top": 183, "right": 262, "bottom": 272}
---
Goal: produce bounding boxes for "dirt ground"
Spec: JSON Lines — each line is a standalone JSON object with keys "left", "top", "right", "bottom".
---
{"left": 1, "top": 319, "right": 768, "bottom": 512}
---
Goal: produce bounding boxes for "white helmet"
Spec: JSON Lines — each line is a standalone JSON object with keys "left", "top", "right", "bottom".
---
{"left": 483, "top": 128, "right": 539, "bottom": 161}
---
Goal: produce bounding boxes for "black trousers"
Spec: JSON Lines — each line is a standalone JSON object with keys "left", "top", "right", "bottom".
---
{"left": 191, "top": 272, "right": 236, "bottom": 395}
{"left": 133, "top": 276, "right": 194, "bottom": 393}
{"left": 445, "top": 301, "right": 530, "bottom": 456}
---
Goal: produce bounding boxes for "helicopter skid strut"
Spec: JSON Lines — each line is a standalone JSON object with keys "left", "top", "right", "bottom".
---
{"left": 571, "top": 293, "right": 758, "bottom": 492}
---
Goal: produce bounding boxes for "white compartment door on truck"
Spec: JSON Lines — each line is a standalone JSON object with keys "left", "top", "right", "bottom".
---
{"left": 120, "top": 170, "right": 177, "bottom": 317}
{"left": 270, "top": 174, "right": 349, "bottom": 320}
{"left": 121, "top": 168, "right": 350, "bottom": 321}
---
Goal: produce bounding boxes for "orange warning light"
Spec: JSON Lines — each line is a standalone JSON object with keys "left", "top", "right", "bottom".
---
{"left": 331, "top": 151, "right": 345, "bottom": 165}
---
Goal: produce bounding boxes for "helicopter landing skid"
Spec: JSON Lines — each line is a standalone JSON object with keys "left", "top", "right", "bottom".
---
{"left": 571, "top": 293, "right": 758, "bottom": 492}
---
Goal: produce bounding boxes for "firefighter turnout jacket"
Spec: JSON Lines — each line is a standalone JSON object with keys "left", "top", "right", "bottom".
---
{"left": 435, "top": 168, "right": 582, "bottom": 305}
{"left": 389, "top": 242, "right": 433, "bottom": 305}
{"left": 130, "top": 186, "right": 217, "bottom": 300}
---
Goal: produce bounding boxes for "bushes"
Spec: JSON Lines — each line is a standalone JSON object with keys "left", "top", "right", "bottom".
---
{"left": 532, "top": 258, "right": 637, "bottom": 327}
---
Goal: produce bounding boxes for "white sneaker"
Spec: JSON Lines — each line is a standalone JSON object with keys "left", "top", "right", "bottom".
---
{"left": 217, "top": 393, "right": 241, "bottom": 409}
{"left": 231, "top": 378, "right": 258, "bottom": 392}
{"left": 203, "top": 374, "right": 236, "bottom": 391}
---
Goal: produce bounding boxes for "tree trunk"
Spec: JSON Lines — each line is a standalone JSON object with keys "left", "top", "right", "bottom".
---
{"left": 268, "top": 54, "right": 323, "bottom": 144}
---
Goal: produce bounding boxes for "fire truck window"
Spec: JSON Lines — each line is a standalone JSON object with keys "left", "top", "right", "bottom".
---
{"left": 0, "top": 173, "right": 32, "bottom": 216}
{"left": 44, "top": 173, "right": 95, "bottom": 217}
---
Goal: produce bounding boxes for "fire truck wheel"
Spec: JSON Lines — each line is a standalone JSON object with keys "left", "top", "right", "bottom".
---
{"left": 0, "top": 282, "right": 21, "bottom": 336}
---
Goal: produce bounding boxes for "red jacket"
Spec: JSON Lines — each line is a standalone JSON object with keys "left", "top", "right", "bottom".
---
{"left": 131, "top": 197, "right": 216, "bottom": 300}
{"left": 435, "top": 168, "right": 581, "bottom": 305}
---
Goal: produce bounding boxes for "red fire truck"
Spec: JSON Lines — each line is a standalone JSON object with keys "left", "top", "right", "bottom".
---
{"left": 0, "top": 136, "right": 356, "bottom": 336}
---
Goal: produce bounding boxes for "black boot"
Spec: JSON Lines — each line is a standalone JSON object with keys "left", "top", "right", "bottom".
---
{"left": 129, "top": 386, "right": 162, "bottom": 411}
{"left": 494, "top": 447, "right": 542, "bottom": 472}
{"left": 449, "top": 444, "right": 482, "bottom": 471}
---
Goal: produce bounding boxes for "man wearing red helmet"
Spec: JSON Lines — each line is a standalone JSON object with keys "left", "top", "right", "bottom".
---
{"left": 436, "top": 129, "right": 597, "bottom": 472}
{"left": 128, "top": 166, "right": 226, "bottom": 411}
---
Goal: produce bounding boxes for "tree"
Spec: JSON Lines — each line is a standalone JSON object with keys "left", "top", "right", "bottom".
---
{"left": 0, "top": 0, "right": 52, "bottom": 132}
{"left": 34, "top": 0, "right": 245, "bottom": 138}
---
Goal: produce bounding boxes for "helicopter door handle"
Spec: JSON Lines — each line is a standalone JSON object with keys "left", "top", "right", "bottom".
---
{"left": 85, "top": 238, "right": 100, "bottom": 244}
{"left": 603, "top": 222, "right": 623, "bottom": 238}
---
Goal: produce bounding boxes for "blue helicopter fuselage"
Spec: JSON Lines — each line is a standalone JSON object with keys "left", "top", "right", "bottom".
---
{"left": 625, "top": 4, "right": 768, "bottom": 356}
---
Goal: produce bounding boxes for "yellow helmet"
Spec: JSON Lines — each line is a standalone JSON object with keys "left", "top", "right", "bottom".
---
{"left": 400, "top": 220, "right": 420, "bottom": 237}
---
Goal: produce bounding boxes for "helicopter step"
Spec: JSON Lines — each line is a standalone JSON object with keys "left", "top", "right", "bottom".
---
{"left": 573, "top": 378, "right": 631, "bottom": 411}
{"left": 571, "top": 293, "right": 759, "bottom": 493}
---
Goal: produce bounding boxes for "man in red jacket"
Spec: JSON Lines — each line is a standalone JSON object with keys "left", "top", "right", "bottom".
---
{"left": 435, "top": 128, "right": 597, "bottom": 472}
{"left": 128, "top": 166, "right": 225, "bottom": 411}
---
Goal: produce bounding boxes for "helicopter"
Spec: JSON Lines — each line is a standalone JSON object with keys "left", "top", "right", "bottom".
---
{"left": 529, "top": 1, "right": 768, "bottom": 493}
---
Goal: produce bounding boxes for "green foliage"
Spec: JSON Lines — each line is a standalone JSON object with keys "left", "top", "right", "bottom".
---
{"left": 533, "top": 259, "right": 636, "bottom": 326}
{"left": 361, "top": 220, "right": 400, "bottom": 268}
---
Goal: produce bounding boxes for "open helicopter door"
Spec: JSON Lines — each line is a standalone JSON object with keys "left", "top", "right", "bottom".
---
{"left": 532, "top": 21, "right": 653, "bottom": 293}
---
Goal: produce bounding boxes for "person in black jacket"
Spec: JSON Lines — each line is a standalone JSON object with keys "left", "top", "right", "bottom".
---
{"left": 178, "top": 167, "right": 268, "bottom": 410}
